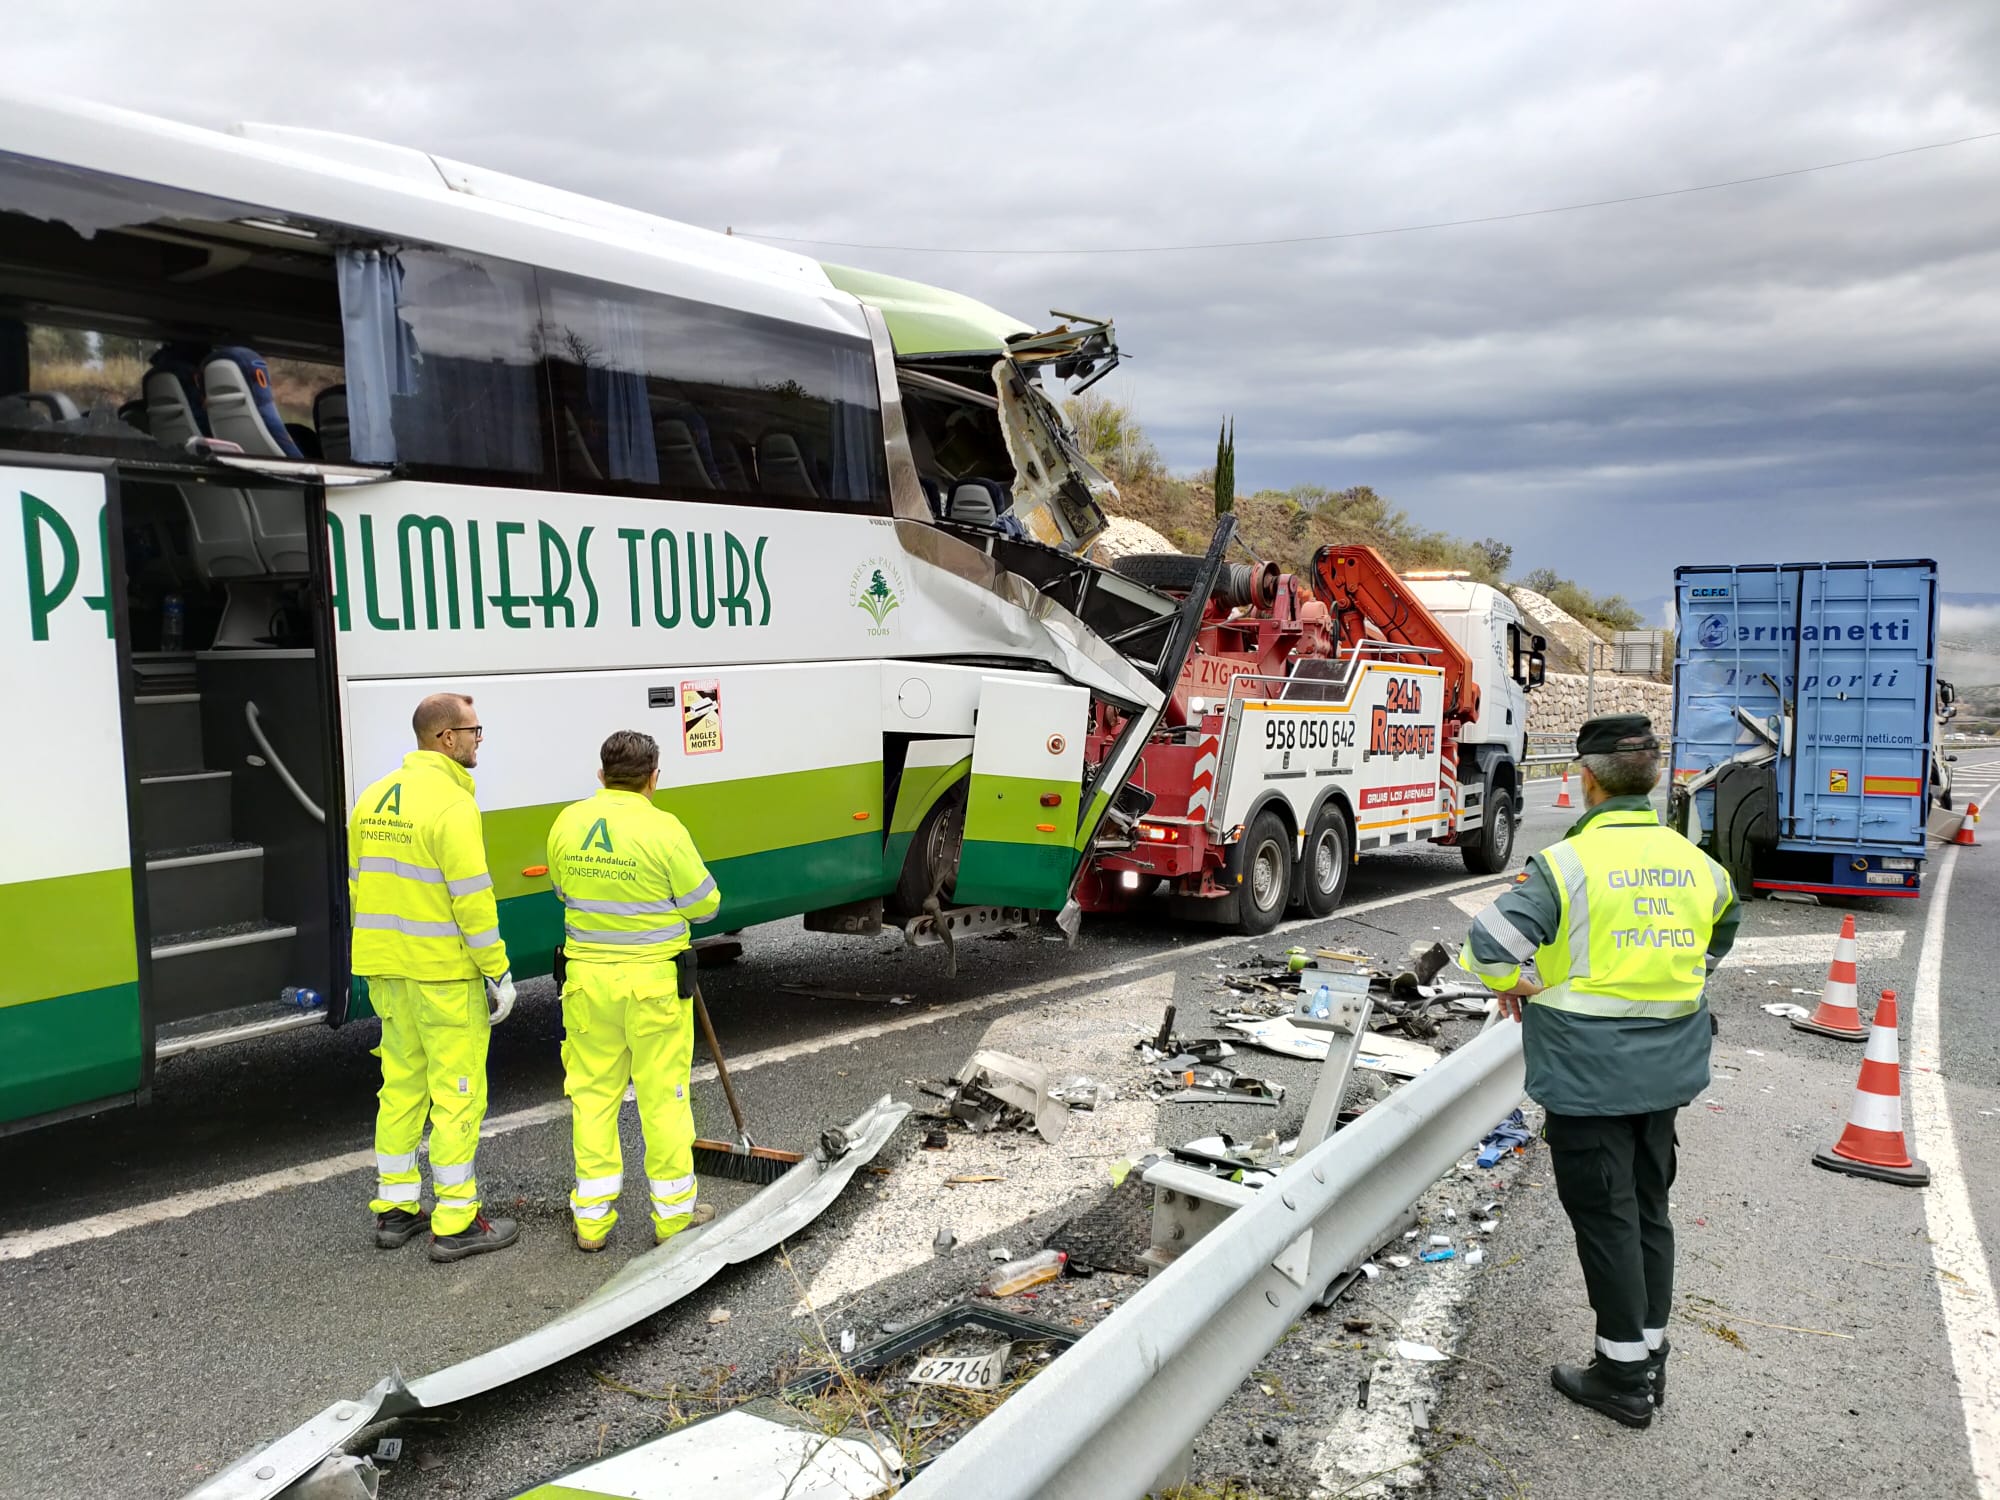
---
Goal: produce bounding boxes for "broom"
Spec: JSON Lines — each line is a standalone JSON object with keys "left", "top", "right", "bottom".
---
{"left": 689, "top": 980, "right": 802, "bottom": 1185}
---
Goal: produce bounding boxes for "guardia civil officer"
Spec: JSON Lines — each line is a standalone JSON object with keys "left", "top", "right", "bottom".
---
{"left": 546, "top": 731, "right": 721, "bottom": 1251}
{"left": 1460, "top": 714, "right": 1739, "bottom": 1426}
{"left": 349, "top": 693, "right": 519, "bottom": 1262}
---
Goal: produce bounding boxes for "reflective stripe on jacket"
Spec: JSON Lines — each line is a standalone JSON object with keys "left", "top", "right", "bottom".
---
{"left": 546, "top": 788, "right": 721, "bottom": 964}
{"left": 1527, "top": 808, "right": 1732, "bottom": 1019}
{"left": 348, "top": 751, "right": 510, "bottom": 981}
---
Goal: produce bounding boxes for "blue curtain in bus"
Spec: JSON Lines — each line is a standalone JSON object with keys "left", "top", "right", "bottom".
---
{"left": 335, "top": 247, "right": 418, "bottom": 464}
{"left": 586, "top": 300, "right": 658, "bottom": 485}
{"left": 830, "top": 345, "right": 876, "bottom": 503}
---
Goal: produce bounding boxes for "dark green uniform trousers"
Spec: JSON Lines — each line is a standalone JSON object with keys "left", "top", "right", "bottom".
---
{"left": 1545, "top": 1109, "right": 1678, "bottom": 1360}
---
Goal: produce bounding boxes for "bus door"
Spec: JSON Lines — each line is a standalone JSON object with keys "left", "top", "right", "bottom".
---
{"left": 0, "top": 458, "right": 148, "bottom": 1130}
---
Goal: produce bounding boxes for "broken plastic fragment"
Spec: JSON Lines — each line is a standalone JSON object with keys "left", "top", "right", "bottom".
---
{"left": 1360, "top": 1263, "right": 1382, "bottom": 1280}
{"left": 1466, "top": 1246, "right": 1486, "bottom": 1266}
{"left": 1394, "top": 1340, "right": 1450, "bottom": 1361}
{"left": 1419, "top": 1248, "right": 1455, "bottom": 1263}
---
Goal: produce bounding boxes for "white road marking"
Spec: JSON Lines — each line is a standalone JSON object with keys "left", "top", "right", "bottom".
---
{"left": 1723, "top": 930, "right": 1907, "bottom": 968}
{"left": 1448, "top": 882, "right": 1513, "bottom": 918}
{"left": 1909, "top": 839, "right": 2000, "bottom": 1497}
{"left": 791, "top": 972, "right": 1175, "bottom": 1317}
{"left": 0, "top": 869, "right": 1509, "bottom": 1262}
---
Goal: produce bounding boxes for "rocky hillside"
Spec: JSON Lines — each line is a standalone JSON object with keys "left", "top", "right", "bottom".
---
{"left": 1074, "top": 396, "right": 1661, "bottom": 681}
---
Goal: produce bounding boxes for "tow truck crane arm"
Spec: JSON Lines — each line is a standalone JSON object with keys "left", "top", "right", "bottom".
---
{"left": 1309, "top": 545, "right": 1480, "bottom": 732}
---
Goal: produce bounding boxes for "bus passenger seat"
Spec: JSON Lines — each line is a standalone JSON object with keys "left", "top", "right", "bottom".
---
{"left": 714, "top": 441, "right": 753, "bottom": 492}
{"left": 945, "top": 478, "right": 1003, "bottom": 526}
{"left": 756, "top": 433, "right": 820, "bottom": 498}
{"left": 145, "top": 352, "right": 263, "bottom": 581}
{"left": 315, "top": 385, "right": 349, "bottom": 462}
{"left": 655, "top": 419, "right": 714, "bottom": 489}
{"left": 204, "top": 349, "right": 309, "bottom": 573}
{"left": 203, "top": 349, "right": 303, "bottom": 460}
{"left": 0, "top": 391, "right": 83, "bottom": 427}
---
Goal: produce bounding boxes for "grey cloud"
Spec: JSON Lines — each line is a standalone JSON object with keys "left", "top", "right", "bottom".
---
{"left": 14, "top": 0, "right": 1998, "bottom": 598}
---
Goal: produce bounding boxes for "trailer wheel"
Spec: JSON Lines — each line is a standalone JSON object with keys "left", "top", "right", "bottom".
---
{"left": 1461, "top": 787, "right": 1516, "bottom": 874}
{"left": 1237, "top": 809, "right": 1293, "bottom": 934}
{"left": 1295, "top": 802, "right": 1352, "bottom": 917}
{"left": 1109, "top": 552, "right": 1208, "bottom": 592}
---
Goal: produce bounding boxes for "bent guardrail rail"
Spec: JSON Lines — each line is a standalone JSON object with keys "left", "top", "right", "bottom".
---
{"left": 901, "top": 1024, "right": 1526, "bottom": 1500}
{"left": 187, "top": 1095, "right": 909, "bottom": 1500}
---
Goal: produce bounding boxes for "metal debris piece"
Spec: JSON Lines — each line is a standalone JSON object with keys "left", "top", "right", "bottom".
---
{"left": 186, "top": 1097, "right": 909, "bottom": 1500}
{"left": 777, "top": 983, "right": 915, "bottom": 1006}
{"left": 949, "top": 1049, "right": 1069, "bottom": 1143}
{"left": 922, "top": 1129, "right": 950, "bottom": 1150}
{"left": 1161, "top": 1075, "right": 1284, "bottom": 1107}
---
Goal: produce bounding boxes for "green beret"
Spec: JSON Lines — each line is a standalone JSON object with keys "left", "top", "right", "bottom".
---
{"left": 1577, "top": 714, "right": 1658, "bottom": 756}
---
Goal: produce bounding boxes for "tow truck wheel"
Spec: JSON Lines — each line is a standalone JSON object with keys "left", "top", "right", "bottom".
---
{"left": 1237, "top": 809, "right": 1293, "bottom": 935}
{"left": 1461, "top": 787, "right": 1517, "bottom": 874}
{"left": 1296, "top": 803, "right": 1352, "bottom": 918}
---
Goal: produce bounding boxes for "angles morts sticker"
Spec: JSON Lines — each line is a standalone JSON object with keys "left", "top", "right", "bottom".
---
{"left": 681, "top": 679, "right": 722, "bottom": 756}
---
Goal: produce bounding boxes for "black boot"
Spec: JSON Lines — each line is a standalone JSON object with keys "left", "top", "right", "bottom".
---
{"left": 374, "top": 1208, "right": 429, "bottom": 1249}
{"left": 429, "top": 1214, "right": 520, "bottom": 1263}
{"left": 1551, "top": 1355, "right": 1654, "bottom": 1428}
{"left": 1647, "top": 1339, "right": 1670, "bottom": 1407}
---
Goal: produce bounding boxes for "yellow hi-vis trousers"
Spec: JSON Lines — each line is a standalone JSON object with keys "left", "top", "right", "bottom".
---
{"left": 366, "top": 976, "right": 490, "bottom": 1236}
{"left": 560, "top": 958, "right": 698, "bottom": 1243}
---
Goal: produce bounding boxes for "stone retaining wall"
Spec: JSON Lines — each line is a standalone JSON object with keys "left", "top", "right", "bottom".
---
{"left": 1526, "top": 670, "right": 1673, "bottom": 740}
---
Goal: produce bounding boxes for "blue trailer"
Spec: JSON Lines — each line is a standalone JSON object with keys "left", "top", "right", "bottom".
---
{"left": 1669, "top": 559, "right": 1940, "bottom": 900}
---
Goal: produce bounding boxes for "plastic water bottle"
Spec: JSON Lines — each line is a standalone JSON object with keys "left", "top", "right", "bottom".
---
{"left": 281, "top": 986, "right": 324, "bottom": 1010}
{"left": 1311, "top": 983, "right": 1334, "bottom": 1020}
{"left": 160, "top": 593, "right": 185, "bottom": 653}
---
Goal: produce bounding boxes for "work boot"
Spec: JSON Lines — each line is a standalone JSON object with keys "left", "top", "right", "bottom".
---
{"left": 429, "top": 1214, "right": 520, "bottom": 1263}
{"left": 1551, "top": 1355, "right": 1654, "bottom": 1428}
{"left": 655, "top": 1203, "right": 717, "bottom": 1245}
{"left": 1647, "top": 1339, "right": 1671, "bottom": 1407}
{"left": 575, "top": 1229, "right": 610, "bottom": 1254}
{"left": 374, "top": 1208, "right": 429, "bottom": 1249}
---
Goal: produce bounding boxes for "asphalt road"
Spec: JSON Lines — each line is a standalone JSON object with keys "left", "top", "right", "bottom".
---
{"left": 2, "top": 774, "right": 1994, "bottom": 1500}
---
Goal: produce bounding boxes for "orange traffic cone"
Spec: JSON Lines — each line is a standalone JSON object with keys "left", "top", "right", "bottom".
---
{"left": 1791, "top": 914, "right": 1868, "bottom": 1040}
{"left": 1813, "top": 990, "right": 1929, "bottom": 1187}
{"left": 1952, "top": 800, "right": 1981, "bottom": 847}
{"left": 1554, "top": 772, "right": 1574, "bottom": 810}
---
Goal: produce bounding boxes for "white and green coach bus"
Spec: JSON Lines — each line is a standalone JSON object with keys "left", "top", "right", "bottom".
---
{"left": 0, "top": 93, "right": 1208, "bottom": 1133}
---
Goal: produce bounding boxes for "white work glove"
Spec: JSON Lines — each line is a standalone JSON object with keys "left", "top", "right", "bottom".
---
{"left": 486, "top": 972, "right": 517, "bottom": 1025}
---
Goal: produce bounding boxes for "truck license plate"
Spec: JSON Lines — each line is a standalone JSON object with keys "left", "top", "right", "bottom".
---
{"left": 1864, "top": 873, "right": 1905, "bottom": 885}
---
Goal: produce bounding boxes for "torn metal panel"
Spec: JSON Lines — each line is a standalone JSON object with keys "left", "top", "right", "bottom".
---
{"left": 953, "top": 1049, "right": 1067, "bottom": 1143}
{"left": 992, "top": 355, "right": 1113, "bottom": 552}
{"left": 507, "top": 1402, "right": 900, "bottom": 1500}
{"left": 889, "top": 518, "right": 1167, "bottom": 713}
{"left": 185, "top": 1097, "right": 908, "bottom": 1500}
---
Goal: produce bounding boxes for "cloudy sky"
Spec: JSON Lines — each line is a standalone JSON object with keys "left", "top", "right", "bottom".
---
{"left": 17, "top": 1, "right": 1998, "bottom": 609}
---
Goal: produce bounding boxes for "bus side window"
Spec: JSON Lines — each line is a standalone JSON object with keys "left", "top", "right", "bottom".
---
{"left": 536, "top": 270, "right": 889, "bottom": 513}
{"left": 337, "top": 246, "right": 551, "bottom": 485}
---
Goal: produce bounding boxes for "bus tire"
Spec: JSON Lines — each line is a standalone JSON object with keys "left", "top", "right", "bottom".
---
{"left": 1237, "top": 808, "right": 1293, "bottom": 935}
{"left": 1461, "top": 787, "right": 1516, "bottom": 874}
{"left": 890, "top": 786, "right": 964, "bottom": 919}
{"left": 1296, "top": 802, "right": 1352, "bottom": 917}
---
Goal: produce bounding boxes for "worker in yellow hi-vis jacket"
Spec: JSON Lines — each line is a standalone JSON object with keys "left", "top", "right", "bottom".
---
{"left": 546, "top": 730, "right": 722, "bottom": 1251}
{"left": 349, "top": 692, "right": 518, "bottom": 1263}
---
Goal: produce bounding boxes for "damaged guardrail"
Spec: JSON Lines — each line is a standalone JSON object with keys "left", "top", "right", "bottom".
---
{"left": 186, "top": 1096, "right": 908, "bottom": 1500}
{"left": 900, "top": 1022, "right": 1526, "bottom": 1500}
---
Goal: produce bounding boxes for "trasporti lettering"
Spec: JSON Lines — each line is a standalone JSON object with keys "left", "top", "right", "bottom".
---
{"left": 325, "top": 511, "right": 772, "bottom": 635}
